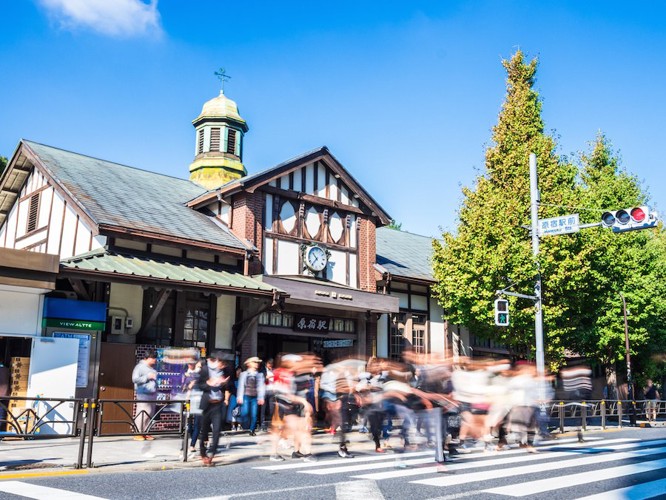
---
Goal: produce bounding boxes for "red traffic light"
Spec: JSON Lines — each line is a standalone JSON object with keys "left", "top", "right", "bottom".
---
{"left": 601, "top": 205, "right": 658, "bottom": 233}
{"left": 630, "top": 207, "right": 646, "bottom": 222}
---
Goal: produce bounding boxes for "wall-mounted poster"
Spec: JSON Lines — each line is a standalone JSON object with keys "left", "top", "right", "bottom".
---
{"left": 52, "top": 332, "right": 91, "bottom": 388}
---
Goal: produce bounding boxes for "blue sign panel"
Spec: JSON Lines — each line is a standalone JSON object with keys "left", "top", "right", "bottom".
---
{"left": 43, "top": 297, "right": 107, "bottom": 321}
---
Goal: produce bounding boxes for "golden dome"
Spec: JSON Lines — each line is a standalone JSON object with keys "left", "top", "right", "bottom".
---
{"left": 193, "top": 91, "right": 248, "bottom": 131}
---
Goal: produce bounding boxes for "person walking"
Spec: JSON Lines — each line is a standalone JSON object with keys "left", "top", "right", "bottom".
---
{"left": 197, "top": 352, "right": 231, "bottom": 466}
{"left": 237, "top": 357, "right": 265, "bottom": 436}
{"left": 132, "top": 350, "right": 158, "bottom": 440}
{"left": 183, "top": 359, "right": 203, "bottom": 453}
{"left": 644, "top": 379, "right": 660, "bottom": 422}
{"left": 260, "top": 358, "right": 275, "bottom": 432}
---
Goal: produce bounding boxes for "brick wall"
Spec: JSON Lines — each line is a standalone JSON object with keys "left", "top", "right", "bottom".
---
{"left": 231, "top": 192, "right": 264, "bottom": 275}
{"left": 358, "top": 216, "right": 377, "bottom": 292}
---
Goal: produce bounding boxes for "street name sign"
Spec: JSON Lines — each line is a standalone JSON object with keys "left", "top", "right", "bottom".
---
{"left": 538, "top": 214, "right": 580, "bottom": 237}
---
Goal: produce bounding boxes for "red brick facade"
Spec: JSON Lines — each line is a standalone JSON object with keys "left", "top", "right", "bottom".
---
{"left": 231, "top": 191, "right": 264, "bottom": 275}
{"left": 357, "top": 216, "right": 377, "bottom": 292}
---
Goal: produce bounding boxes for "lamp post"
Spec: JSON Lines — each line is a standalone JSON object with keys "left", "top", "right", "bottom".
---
{"left": 619, "top": 292, "right": 636, "bottom": 426}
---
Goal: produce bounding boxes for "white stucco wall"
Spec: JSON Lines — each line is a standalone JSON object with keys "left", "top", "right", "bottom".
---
{"left": 429, "top": 297, "right": 445, "bottom": 354}
{"left": 0, "top": 286, "right": 44, "bottom": 336}
{"left": 108, "top": 283, "right": 143, "bottom": 342}
{"left": 214, "top": 294, "right": 235, "bottom": 349}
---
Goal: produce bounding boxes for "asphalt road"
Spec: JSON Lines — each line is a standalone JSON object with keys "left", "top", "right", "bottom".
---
{"left": 1, "top": 428, "right": 666, "bottom": 500}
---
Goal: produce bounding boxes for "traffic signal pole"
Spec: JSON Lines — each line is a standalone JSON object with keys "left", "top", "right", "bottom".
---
{"left": 530, "top": 153, "right": 545, "bottom": 379}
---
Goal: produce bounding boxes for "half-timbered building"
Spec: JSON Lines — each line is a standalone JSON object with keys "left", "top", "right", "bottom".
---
{"left": 0, "top": 89, "right": 464, "bottom": 403}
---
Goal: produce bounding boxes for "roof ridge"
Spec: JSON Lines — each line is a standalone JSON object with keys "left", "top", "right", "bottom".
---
{"left": 23, "top": 139, "right": 207, "bottom": 188}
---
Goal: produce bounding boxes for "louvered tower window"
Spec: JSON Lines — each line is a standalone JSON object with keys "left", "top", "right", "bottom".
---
{"left": 209, "top": 128, "right": 220, "bottom": 151}
{"left": 27, "top": 193, "right": 40, "bottom": 233}
{"left": 197, "top": 129, "right": 204, "bottom": 154}
{"left": 226, "top": 128, "right": 236, "bottom": 155}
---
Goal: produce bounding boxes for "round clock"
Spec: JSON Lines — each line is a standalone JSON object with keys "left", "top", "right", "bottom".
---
{"left": 305, "top": 245, "right": 328, "bottom": 272}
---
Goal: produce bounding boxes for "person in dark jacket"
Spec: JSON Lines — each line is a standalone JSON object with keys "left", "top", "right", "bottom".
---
{"left": 197, "top": 352, "right": 231, "bottom": 466}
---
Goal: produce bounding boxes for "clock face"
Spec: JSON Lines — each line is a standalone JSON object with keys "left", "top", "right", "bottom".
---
{"left": 306, "top": 245, "right": 327, "bottom": 272}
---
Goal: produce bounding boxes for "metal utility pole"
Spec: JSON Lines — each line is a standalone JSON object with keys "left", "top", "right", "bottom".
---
{"left": 529, "top": 153, "right": 545, "bottom": 378}
{"left": 619, "top": 292, "right": 636, "bottom": 426}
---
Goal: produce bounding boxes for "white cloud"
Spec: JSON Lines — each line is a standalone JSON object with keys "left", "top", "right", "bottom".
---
{"left": 38, "top": 0, "right": 163, "bottom": 38}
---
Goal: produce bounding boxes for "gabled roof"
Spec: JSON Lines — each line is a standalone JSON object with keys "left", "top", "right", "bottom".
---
{"left": 187, "top": 146, "right": 392, "bottom": 225}
{"left": 61, "top": 248, "right": 279, "bottom": 297}
{"left": 375, "top": 227, "right": 437, "bottom": 283}
{"left": 1, "top": 140, "right": 250, "bottom": 253}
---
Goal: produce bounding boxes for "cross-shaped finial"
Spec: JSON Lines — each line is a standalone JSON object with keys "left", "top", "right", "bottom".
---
{"left": 214, "top": 67, "right": 231, "bottom": 94}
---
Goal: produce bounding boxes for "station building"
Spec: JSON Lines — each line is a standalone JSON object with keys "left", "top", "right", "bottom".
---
{"left": 0, "top": 90, "right": 465, "bottom": 404}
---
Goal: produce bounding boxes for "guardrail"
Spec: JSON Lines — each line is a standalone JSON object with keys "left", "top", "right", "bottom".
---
{"left": 86, "top": 398, "right": 190, "bottom": 468}
{"left": 548, "top": 399, "right": 664, "bottom": 432}
{"left": 1, "top": 397, "right": 190, "bottom": 469}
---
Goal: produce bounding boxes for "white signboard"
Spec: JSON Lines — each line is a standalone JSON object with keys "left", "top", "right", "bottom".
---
{"left": 28, "top": 337, "right": 78, "bottom": 435}
{"left": 53, "top": 332, "right": 90, "bottom": 388}
{"left": 322, "top": 339, "right": 354, "bottom": 348}
{"left": 539, "top": 214, "right": 580, "bottom": 237}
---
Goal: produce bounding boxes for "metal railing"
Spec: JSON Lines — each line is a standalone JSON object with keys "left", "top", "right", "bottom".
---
{"left": 1, "top": 396, "right": 83, "bottom": 438}
{"left": 1, "top": 397, "right": 190, "bottom": 469}
{"left": 86, "top": 398, "right": 189, "bottom": 468}
{"left": 548, "top": 399, "right": 664, "bottom": 432}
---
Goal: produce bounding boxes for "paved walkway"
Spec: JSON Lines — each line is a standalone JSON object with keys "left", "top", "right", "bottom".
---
{"left": 1, "top": 420, "right": 662, "bottom": 476}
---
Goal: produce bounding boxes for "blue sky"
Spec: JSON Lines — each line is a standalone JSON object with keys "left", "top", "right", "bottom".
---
{"left": 1, "top": 1, "right": 665, "bottom": 238}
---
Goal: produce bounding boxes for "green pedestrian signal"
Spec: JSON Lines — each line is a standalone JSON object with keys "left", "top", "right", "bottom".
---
{"left": 494, "top": 298, "right": 509, "bottom": 326}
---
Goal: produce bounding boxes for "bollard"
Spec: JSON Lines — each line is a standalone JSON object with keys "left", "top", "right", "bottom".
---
{"left": 86, "top": 400, "right": 97, "bottom": 468}
{"left": 76, "top": 399, "right": 88, "bottom": 469}
{"left": 559, "top": 402, "right": 565, "bottom": 433}
{"left": 601, "top": 400, "right": 606, "bottom": 429}
{"left": 618, "top": 401, "right": 623, "bottom": 429}
{"left": 182, "top": 401, "right": 190, "bottom": 463}
{"left": 431, "top": 407, "right": 444, "bottom": 463}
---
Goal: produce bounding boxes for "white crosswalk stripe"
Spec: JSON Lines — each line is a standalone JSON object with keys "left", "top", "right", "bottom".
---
{"left": 0, "top": 481, "right": 107, "bottom": 500}
{"left": 353, "top": 438, "right": 638, "bottom": 480}
{"left": 252, "top": 436, "right": 666, "bottom": 498}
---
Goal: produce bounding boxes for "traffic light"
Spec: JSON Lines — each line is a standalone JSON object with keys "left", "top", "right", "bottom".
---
{"left": 494, "top": 298, "right": 509, "bottom": 326}
{"left": 601, "top": 206, "right": 659, "bottom": 233}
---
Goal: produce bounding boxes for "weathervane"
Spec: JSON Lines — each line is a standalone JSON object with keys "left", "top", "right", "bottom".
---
{"left": 214, "top": 67, "right": 231, "bottom": 94}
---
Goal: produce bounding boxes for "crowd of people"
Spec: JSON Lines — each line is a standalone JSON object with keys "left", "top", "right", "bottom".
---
{"left": 179, "top": 350, "right": 567, "bottom": 466}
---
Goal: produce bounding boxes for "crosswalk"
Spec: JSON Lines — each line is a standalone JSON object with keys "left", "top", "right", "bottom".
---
{"left": 255, "top": 437, "right": 666, "bottom": 498}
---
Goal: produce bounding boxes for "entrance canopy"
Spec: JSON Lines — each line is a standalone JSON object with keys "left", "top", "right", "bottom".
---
{"left": 261, "top": 276, "right": 398, "bottom": 313}
{"left": 61, "top": 249, "right": 282, "bottom": 298}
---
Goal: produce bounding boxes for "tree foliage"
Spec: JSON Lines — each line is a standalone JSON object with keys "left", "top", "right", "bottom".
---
{"left": 0, "top": 156, "right": 7, "bottom": 177}
{"left": 432, "top": 51, "right": 665, "bottom": 376}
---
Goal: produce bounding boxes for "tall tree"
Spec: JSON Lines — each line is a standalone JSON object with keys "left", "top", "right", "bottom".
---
{"left": 0, "top": 156, "right": 7, "bottom": 177}
{"left": 574, "top": 134, "right": 666, "bottom": 386}
{"left": 432, "top": 50, "right": 579, "bottom": 366}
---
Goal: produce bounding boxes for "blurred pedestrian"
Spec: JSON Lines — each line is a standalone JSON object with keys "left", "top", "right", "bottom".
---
{"left": 237, "top": 357, "right": 265, "bottom": 436}
{"left": 644, "top": 379, "right": 660, "bottom": 422}
{"left": 197, "top": 351, "right": 231, "bottom": 466}
{"left": 132, "top": 350, "right": 158, "bottom": 440}
{"left": 184, "top": 359, "right": 203, "bottom": 453}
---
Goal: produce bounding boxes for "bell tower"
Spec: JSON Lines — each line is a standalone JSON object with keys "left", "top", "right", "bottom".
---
{"left": 189, "top": 89, "right": 249, "bottom": 189}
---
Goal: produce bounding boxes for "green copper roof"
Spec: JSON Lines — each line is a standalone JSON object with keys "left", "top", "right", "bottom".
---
{"left": 376, "top": 227, "right": 438, "bottom": 282}
{"left": 61, "top": 249, "right": 279, "bottom": 296}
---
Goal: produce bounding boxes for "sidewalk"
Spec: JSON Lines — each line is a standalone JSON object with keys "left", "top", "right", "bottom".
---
{"left": 0, "top": 429, "right": 380, "bottom": 474}
{"left": 1, "top": 420, "right": 662, "bottom": 476}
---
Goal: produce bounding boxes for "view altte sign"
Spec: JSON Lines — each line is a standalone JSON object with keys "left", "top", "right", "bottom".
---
{"left": 538, "top": 214, "right": 579, "bottom": 237}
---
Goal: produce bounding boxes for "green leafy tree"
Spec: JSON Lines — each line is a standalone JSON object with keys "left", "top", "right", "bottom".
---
{"left": 573, "top": 135, "right": 666, "bottom": 386}
{"left": 387, "top": 220, "right": 403, "bottom": 231}
{"left": 432, "top": 51, "right": 666, "bottom": 377}
{"left": 432, "top": 50, "right": 580, "bottom": 367}
{"left": 0, "top": 156, "right": 7, "bottom": 177}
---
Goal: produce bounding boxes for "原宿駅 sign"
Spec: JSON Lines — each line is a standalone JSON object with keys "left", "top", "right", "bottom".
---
{"left": 538, "top": 214, "right": 579, "bottom": 237}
